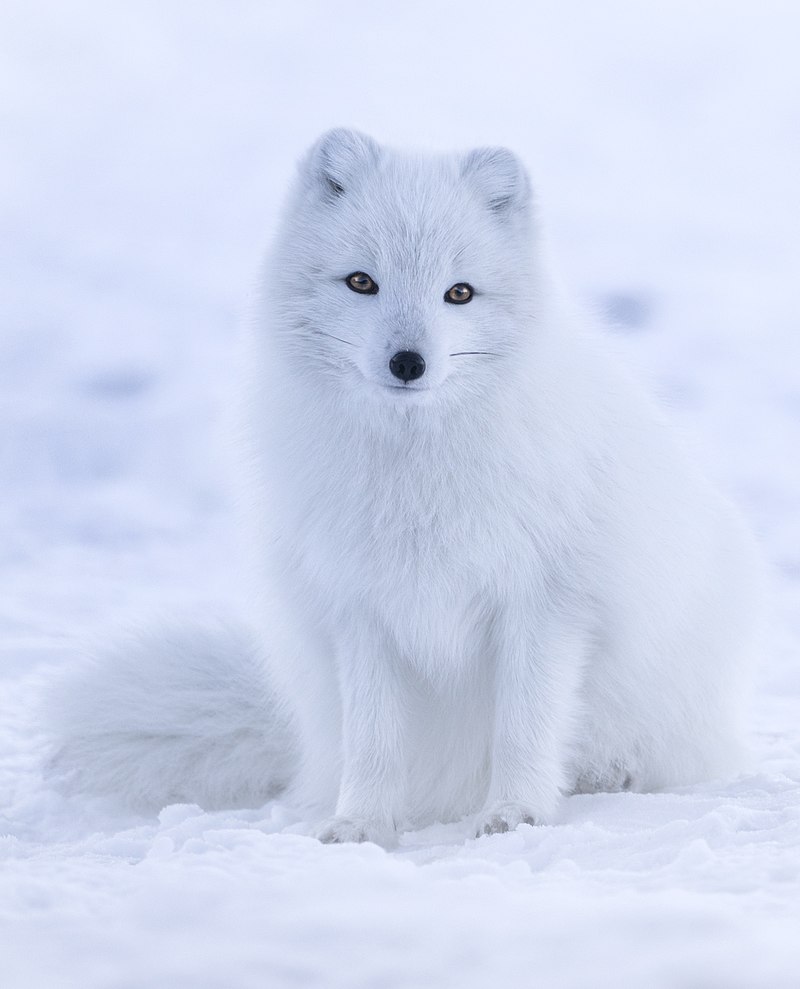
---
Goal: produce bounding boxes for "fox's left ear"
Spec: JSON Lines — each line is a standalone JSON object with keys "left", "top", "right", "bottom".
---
{"left": 461, "top": 147, "right": 531, "bottom": 216}
{"left": 303, "top": 128, "right": 381, "bottom": 202}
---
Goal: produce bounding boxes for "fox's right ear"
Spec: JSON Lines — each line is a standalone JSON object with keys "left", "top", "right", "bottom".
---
{"left": 302, "top": 128, "right": 381, "bottom": 201}
{"left": 461, "top": 146, "right": 531, "bottom": 217}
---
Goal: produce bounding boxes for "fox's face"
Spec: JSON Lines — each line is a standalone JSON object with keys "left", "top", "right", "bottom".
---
{"left": 271, "top": 129, "right": 538, "bottom": 404}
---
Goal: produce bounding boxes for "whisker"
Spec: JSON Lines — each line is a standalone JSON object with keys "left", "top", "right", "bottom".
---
{"left": 449, "top": 351, "right": 501, "bottom": 357}
{"left": 318, "top": 331, "right": 358, "bottom": 348}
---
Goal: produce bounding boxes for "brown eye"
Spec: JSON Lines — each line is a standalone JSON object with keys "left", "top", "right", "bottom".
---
{"left": 346, "top": 271, "right": 378, "bottom": 295}
{"left": 445, "top": 283, "right": 473, "bottom": 304}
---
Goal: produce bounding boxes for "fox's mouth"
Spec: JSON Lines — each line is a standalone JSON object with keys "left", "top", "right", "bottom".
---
{"left": 374, "top": 380, "right": 435, "bottom": 402}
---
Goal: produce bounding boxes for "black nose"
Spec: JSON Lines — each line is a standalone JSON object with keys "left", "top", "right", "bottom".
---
{"left": 389, "top": 351, "right": 426, "bottom": 382}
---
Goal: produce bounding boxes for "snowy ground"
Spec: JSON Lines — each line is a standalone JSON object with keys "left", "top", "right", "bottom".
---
{"left": 2, "top": 3, "right": 800, "bottom": 987}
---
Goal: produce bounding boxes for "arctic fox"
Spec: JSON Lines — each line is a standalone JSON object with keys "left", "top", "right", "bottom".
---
{"left": 49, "top": 129, "right": 759, "bottom": 844}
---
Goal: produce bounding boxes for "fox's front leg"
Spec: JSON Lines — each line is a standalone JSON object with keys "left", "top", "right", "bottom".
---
{"left": 477, "top": 608, "right": 587, "bottom": 836}
{"left": 315, "top": 634, "right": 406, "bottom": 846}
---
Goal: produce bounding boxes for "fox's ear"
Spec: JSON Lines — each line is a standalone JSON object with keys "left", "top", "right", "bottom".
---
{"left": 461, "top": 147, "right": 531, "bottom": 216}
{"left": 303, "top": 128, "right": 381, "bottom": 200}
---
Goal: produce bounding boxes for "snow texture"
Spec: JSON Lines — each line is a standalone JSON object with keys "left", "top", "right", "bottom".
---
{"left": 2, "top": 2, "right": 799, "bottom": 987}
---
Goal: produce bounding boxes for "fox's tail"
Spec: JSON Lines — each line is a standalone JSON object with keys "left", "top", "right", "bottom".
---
{"left": 45, "top": 621, "right": 297, "bottom": 813}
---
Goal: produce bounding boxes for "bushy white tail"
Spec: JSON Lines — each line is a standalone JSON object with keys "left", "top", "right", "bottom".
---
{"left": 45, "top": 622, "right": 297, "bottom": 813}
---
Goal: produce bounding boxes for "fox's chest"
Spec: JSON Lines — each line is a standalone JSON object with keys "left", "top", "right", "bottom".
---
{"left": 328, "top": 445, "right": 512, "bottom": 573}
{"left": 273, "top": 410, "right": 580, "bottom": 613}
{"left": 288, "top": 437, "right": 540, "bottom": 612}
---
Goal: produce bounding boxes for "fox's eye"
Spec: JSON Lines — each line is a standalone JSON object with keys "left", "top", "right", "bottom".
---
{"left": 445, "top": 283, "right": 473, "bottom": 304}
{"left": 345, "top": 272, "right": 378, "bottom": 295}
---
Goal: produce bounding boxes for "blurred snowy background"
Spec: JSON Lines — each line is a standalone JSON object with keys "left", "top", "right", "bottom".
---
{"left": 1, "top": 2, "right": 799, "bottom": 987}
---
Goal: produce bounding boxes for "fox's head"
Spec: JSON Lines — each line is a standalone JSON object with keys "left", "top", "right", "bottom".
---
{"left": 267, "top": 129, "right": 541, "bottom": 405}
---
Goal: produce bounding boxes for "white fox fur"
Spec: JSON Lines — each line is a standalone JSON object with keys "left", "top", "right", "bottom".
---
{"left": 47, "top": 130, "right": 760, "bottom": 843}
{"left": 46, "top": 622, "right": 296, "bottom": 811}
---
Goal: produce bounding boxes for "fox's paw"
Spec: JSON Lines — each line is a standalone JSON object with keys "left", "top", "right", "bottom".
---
{"left": 314, "top": 816, "right": 392, "bottom": 846}
{"left": 475, "top": 801, "right": 543, "bottom": 837}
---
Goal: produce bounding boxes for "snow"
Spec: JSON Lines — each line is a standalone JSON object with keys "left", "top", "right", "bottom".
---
{"left": 2, "top": 2, "right": 800, "bottom": 986}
